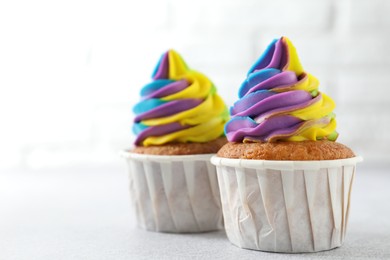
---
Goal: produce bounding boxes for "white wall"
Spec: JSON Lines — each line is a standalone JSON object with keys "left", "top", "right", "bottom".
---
{"left": 0, "top": 0, "right": 388, "bottom": 169}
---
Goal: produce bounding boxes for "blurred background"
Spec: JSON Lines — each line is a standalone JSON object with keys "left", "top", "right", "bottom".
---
{"left": 1, "top": 0, "right": 389, "bottom": 171}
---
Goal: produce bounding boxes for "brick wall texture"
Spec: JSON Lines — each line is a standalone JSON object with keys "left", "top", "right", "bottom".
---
{"left": 0, "top": 0, "right": 388, "bottom": 169}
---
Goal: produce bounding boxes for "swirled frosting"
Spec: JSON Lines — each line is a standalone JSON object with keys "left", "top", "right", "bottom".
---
{"left": 225, "top": 37, "right": 338, "bottom": 143}
{"left": 133, "top": 50, "right": 229, "bottom": 146}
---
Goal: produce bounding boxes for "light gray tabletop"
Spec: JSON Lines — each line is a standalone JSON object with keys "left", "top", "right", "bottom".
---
{"left": 1, "top": 163, "right": 389, "bottom": 260}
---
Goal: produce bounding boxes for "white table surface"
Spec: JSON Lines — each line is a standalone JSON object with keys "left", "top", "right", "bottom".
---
{"left": 1, "top": 163, "right": 389, "bottom": 260}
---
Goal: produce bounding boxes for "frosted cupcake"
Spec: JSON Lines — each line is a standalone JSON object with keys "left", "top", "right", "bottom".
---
{"left": 211, "top": 37, "right": 362, "bottom": 252}
{"left": 122, "top": 49, "right": 229, "bottom": 233}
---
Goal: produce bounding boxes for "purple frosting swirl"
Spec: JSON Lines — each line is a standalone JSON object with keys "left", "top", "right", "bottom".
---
{"left": 133, "top": 49, "right": 229, "bottom": 146}
{"left": 225, "top": 37, "right": 333, "bottom": 143}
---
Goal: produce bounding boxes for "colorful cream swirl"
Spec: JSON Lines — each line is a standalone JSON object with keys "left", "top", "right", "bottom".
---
{"left": 225, "top": 37, "right": 338, "bottom": 143}
{"left": 133, "top": 50, "right": 229, "bottom": 146}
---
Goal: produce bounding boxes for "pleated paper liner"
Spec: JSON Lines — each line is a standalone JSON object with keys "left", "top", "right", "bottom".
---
{"left": 121, "top": 152, "right": 223, "bottom": 233}
{"left": 211, "top": 156, "right": 363, "bottom": 253}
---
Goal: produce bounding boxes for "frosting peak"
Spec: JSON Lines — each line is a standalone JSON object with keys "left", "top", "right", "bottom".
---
{"left": 152, "top": 49, "right": 189, "bottom": 80}
{"left": 226, "top": 37, "right": 338, "bottom": 143}
{"left": 133, "top": 50, "right": 229, "bottom": 146}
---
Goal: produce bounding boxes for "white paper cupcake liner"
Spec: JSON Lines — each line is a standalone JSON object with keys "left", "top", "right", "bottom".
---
{"left": 121, "top": 151, "right": 223, "bottom": 233}
{"left": 211, "top": 156, "right": 363, "bottom": 253}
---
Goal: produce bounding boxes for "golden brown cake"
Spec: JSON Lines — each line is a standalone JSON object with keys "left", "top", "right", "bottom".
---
{"left": 132, "top": 137, "right": 227, "bottom": 155}
{"left": 217, "top": 141, "right": 355, "bottom": 160}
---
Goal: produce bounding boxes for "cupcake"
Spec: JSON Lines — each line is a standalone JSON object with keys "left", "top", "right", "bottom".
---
{"left": 122, "top": 49, "right": 229, "bottom": 233}
{"left": 211, "top": 37, "right": 362, "bottom": 252}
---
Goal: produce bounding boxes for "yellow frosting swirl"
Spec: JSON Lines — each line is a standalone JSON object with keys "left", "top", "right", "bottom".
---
{"left": 225, "top": 37, "right": 338, "bottom": 143}
{"left": 133, "top": 50, "right": 229, "bottom": 146}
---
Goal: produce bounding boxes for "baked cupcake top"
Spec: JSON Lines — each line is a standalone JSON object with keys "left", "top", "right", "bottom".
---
{"left": 217, "top": 140, "right": 355, "bottom": 160}
{"left": 132, "top": 49, "right": 229, "bottom": 147}
{"left": 225, "top": 37, "right": 337, "bottom": 143}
